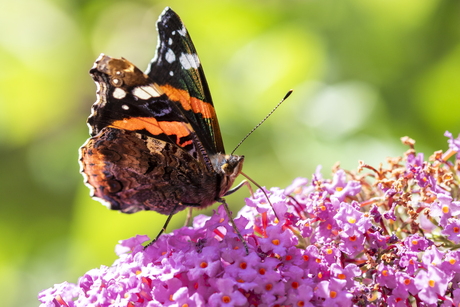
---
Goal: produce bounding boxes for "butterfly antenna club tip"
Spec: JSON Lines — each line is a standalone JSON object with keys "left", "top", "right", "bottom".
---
{"left": 284, "top": 89, "right": 293, "bottom": 100}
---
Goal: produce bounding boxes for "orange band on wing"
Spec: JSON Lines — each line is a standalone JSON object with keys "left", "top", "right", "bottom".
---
{"left": 160, "top": 84, "right": 215, "bottom": 120}
{"left": 110, "top": 117, "right": 192, "bottom": 147}
{"left": 111, "top": 117, "right": 162, "bottom": 135}
{"left": 157, "top": 121, "right": 192, "bottom": 146}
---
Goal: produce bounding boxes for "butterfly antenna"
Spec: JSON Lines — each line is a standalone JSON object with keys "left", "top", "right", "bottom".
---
{"left": 230, "top": 89, "right": 293, "bottom": 155}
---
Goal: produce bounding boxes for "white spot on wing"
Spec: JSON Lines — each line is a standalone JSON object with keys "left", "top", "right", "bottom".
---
{"left": 143, "top": 85, "right": 162, "bottom": 97}
{"left": 177, "top": 24, "right": 186, "bottom": 36}
{"left": 132, "top": 84, "right": 162, "bottom": 100}
{"left": 113, "top": 88, "right": 126, "bottom": 99}
{"left": 165, "top": 48, "right": 176, "bottom": 63}
{"left": 168, "top": 38, "right": 173, "bottom": 45}
{"left": 169, "top": 71, "right": 174, "bottom": 76}
{"left": 193, "top": 54, "right": 200, "bottom": 66}
{"left": 179, "top": 53, "right": 200, "bottom": 70}
{"left": 121, "top": 104, "right": 129, "bottom": 110}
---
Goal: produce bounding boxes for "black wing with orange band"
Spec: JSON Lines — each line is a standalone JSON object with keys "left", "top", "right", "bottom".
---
{"left": 145, "top": 7, "right": 225, "bottom": 155}
{"left": 86, "top": 7, "right": 224, "bottom": 166}
{"left": 87, "top": 55, "right": 200, "bottom": 156}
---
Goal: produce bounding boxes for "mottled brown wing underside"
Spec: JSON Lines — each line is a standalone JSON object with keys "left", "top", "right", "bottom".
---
{"left": 80, "top": 128, "right": 219, "bottom": 214}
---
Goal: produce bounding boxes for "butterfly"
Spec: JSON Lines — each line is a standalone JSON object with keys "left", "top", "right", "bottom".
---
{"left": 79, "top": 7, "right": 255, "bottom": 251}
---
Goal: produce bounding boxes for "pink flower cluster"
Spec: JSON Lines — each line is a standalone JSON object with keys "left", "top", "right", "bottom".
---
{"left": 39, "top": 131, "right": 460, "bottom": 306}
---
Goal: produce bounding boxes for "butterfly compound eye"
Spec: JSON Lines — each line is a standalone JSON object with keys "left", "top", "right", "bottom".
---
{"left": 221, "top": 163, "right": 232, "bottom": 174}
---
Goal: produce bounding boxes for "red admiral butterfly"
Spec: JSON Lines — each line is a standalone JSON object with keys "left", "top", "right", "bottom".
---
{"left": 79, "top": 7, "right": 288, "bottom": 252}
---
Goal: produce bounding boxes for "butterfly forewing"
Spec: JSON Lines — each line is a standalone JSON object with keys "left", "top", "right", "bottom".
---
{"left": 145, "top": 8, "right": 225, "bottom": 156}
{"left": 88, "top": 56, "right": 207, "bottom": 161}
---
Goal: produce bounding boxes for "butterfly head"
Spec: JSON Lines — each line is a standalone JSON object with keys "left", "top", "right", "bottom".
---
{"left": 211, "top": 154, "right": 245, "bottom": 196}
{"left": 221, "top": 154, "right": 244, "bottom": 176}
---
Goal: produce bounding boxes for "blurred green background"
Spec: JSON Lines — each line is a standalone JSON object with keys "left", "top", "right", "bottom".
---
{"left": 1, "top": 0, "right": 459, "bottom": 305}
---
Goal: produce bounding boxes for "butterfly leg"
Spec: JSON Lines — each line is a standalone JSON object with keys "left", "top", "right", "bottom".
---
{"left": 144, "top": 202, "right": 180, "bottom": 249}
{"left": 218, "top": 198, "right": 249, "bottom": 255}
{"left": 184, "top": 207, "right": 193, "bottom": 227}
{"left": 223, "top": 180, "right": 254, "bottom": 198}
